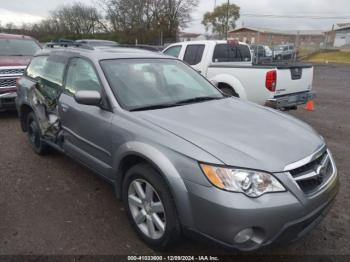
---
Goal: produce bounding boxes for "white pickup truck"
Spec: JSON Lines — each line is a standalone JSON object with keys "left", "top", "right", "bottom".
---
{"left": 163, "top": 40, "right": 315, "bottom": 110}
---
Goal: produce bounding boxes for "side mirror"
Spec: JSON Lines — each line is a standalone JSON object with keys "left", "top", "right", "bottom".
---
{"left": 74, "top": 90, "right": 102, "bottom": 106}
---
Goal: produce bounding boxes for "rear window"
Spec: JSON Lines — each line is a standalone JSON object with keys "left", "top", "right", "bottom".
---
{"left": 213, "top": 44, "right": 251, "bottom": 62}
{"left": 0, "top": 39, "right": 41, "bottom": 56}
{"left": 183, "top": 45, "right": 205, "bottom": 65}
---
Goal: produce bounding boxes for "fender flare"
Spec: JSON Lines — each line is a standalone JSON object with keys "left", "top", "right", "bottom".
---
{"left": 113, "top": 141, "right": 186, "bottom": 196}
{"left": 210, "top": 74, "right": 247, "bottom": 100}
{"left": 113, "top": 142, "right": 193, "bottom": 226}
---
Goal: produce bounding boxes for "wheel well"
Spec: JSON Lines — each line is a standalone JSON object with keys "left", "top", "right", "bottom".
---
{"left": 116, "top": 154, "right": 152, "bottom": 199}
{"left": 217, "top": 82, "right": 239, "bottom": 97}
{"left": 19, "top": 104, "right": 33, "bottom": 132}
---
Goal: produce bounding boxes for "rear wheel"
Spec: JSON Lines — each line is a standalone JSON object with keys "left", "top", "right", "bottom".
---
{"left": 218, "top": 84, "right": 239, "bottom": 97}
{"left": 27, "top": 112, "right": 49, "bottom": 155}
{"left": 123, "top": 163, "right": 181, "bottom": 249}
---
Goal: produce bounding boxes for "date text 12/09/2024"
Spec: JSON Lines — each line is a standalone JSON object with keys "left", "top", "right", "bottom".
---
{"left": 127, "top": 256, "right": 220, "bottom": 261}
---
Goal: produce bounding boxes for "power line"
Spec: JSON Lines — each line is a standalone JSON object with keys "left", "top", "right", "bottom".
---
{"left": 240, "top": 13, "right": 350, "bottom": 19}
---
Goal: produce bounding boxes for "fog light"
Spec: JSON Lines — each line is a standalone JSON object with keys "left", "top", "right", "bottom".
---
{"left": 234, "top": 228, "right": 254, "bottom": 244}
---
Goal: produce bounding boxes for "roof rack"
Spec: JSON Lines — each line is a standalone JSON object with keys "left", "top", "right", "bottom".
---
{"left": 44, "top": 40, "right": 94, "bottom": 50}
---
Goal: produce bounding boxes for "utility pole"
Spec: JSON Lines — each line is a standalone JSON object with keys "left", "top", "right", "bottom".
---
{"left": 226, "top": 0, "right": 230, "bottom": 40}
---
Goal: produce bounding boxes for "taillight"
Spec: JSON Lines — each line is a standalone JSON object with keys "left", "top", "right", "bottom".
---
{"left": 265, "top": 70, "right": 277, "bottom": 92}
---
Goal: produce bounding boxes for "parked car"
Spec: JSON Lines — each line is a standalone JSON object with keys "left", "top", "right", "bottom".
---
{"left": 0, "top": 33, "right": 41, "bottom": 111}
{"left": 250, "top": 44, "right": 273, "bottom": 64}
{"left": 273, "top": 44, "right": 296, "bottom": 60}
{"left": 76, "top": 39, "right": 119, "bottom": 47}
{"left": 163, "top": 40, "right": 314, "bottom": 110}
{"left": 16, "top": 45, "right": 338, "bottom": 251}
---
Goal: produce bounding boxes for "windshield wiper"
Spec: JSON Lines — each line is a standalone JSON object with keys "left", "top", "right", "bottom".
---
{"left": 129, "top": 103, "right": 179, "bottom": 112}
{"left": 130, "top": 96, "right": 224, "bottom": 112}
{"left": 175, "top": 96, "right": 223, "bottom": 105}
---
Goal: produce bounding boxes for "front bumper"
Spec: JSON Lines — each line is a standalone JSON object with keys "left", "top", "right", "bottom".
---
{"left": 266, "top": 91, "right": 315, "bottom": 109}
{"left": 0, "top": 92, "right": 17, "bottom": 111}
{"left": 181, "top": 167, "right": 339, "bottom": 251}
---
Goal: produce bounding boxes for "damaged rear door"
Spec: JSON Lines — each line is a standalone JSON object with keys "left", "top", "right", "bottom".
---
{"left": 58, "top": 57, "right": 114, "bottom": 178}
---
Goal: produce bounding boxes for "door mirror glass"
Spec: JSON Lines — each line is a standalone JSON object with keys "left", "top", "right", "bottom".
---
{"left": 74, "top": 90, "right": 101, "bottom": 106}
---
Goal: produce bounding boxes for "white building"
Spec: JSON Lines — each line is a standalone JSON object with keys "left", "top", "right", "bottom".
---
{"left": 334, "top": 25, "right": 350, "bottom": 48}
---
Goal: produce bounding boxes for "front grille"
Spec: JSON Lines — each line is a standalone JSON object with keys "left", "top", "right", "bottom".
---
{"left": 0, "top": 68, "right": 25, "bottom": 75}
{"left": 290, "top": 151, "right": 333, "bottom": 194}
{"left": 0, "top": 79, "right": 17, "bottom": 88}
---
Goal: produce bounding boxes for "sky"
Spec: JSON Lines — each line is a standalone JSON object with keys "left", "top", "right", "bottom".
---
{"left": 0, "top": 0, "right": 349, "bottom": 32}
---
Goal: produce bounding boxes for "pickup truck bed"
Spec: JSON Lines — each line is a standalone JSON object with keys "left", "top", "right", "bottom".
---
{"left": 207, "top": 62, "right": 314, "bottom": 107}
{"left": 163, "top": 40, "right": 315, "bottom": 110}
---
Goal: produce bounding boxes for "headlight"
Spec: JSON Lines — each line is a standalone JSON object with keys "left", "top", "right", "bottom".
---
{"left": 200, "top": 164, "right": 286, "bottom": 197}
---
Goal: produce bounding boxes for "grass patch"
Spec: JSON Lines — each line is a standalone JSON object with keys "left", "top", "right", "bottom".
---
{"left": 306, "top": 51, "right": 350, "bottom": 64}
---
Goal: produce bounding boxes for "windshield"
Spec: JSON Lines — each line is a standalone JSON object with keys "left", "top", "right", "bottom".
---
{"left": 100, "top": 59, "right": 224, "bottom": 111}
{"left": 0, "top": 39, "right": 41, "bottom": 56}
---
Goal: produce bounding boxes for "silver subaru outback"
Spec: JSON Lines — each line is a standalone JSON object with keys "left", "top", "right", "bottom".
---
{"left": 16, "top": 44, "right": 339, "bottom": 251}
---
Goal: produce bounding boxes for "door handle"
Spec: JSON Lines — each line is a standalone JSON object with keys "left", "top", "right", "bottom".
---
{"left": 61, "top": 103, "right": 70, "bottom": 112}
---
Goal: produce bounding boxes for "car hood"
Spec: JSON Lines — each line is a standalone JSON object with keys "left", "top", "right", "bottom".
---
{"left": 0, "top": 56, "right": 31, "bottom": 67}
{"left": 137, "top": 98, "right": 325, "bottom": 172}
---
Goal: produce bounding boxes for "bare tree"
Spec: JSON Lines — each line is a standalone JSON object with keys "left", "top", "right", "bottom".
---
{"left": 51, "top": 3, "right": 107, "bottom": 35}
{"left": 101, "top": 0, "right": 198, "bottom": 42}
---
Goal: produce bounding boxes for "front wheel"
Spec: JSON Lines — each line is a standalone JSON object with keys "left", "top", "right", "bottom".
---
{"left": 27, "top": 112, "right": 49, "bottom": 155}
{"left": 123, "top": 163, "right": 181, "bottom": 249}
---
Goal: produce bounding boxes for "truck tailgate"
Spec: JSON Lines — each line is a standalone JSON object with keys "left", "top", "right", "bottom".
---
{"left": 275, "top": 65, "right": 313, "bottom": 96}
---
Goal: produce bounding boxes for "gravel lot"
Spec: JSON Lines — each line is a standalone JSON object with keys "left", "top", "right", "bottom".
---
{"left": 0, "top": 64, "right": 349, "bottom": 256}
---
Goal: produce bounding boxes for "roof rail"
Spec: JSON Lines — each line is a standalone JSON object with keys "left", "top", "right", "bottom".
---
{"left": 44, "top": 40, "right": 94, "bottom": 50}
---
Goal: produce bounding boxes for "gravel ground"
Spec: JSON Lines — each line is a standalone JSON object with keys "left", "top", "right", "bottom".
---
{"left": 0, "top": 64, "right": 349, "bottom": 256}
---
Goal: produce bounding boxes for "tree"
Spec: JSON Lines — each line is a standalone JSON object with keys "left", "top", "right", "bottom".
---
{"left": 101, "top": 0, "right": 198, "bottom": 43}
{"left": 5, "top": 22, "right": 15, "bottom": 31}
{"left": 202, "top": 2, "right": 240, "bottom": 39}
{"left": 51, "top": 3, "right": 107, "bottom": 35}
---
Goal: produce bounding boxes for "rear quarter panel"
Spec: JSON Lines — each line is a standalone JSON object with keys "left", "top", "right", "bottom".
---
{"left": 206, "top": 65, "right": 275, "bottom": 105}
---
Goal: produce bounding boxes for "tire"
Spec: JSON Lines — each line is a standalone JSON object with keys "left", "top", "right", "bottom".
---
{"left": 219, "top": 85, "right": 239, "bottom": 97}
{"left": 276, "top": 55, "right": 282, "bottom": 61}
{"left": 27, "top": 112, "right": 49, "bottom": 155}
{"left": 122, "top": 163, "right": 181, "bottom": 250}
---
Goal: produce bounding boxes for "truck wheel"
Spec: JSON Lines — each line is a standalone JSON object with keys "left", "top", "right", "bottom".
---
{"left": 27, "top": 112, "right": 49, "bottom": 155}
{"left": 123, "top": 163, "right": 181, "bottom": 250}
{"left": 276, "top": 55, "right": 282, "bottom": 60}
{"left": 219, "top": 85, "right": 239, "bottom": 97}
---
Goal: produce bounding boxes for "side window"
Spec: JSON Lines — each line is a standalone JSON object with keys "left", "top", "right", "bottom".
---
{"left": 239, "top": 45, "right": 252, "bottom": 61}
{"left": 27, "top": 55, "right": 66, "bottom": 101}
{"left": 164, "top": 45, "right": 182, "bottom": 58}
{"left": 183, "top": 45, "right": 205, "bottom": 65}
{"left": 65, "top": 58, "right": 101, "bottom": 95}
{"left": 26, "top": 56, "right": 48, "bottom": 79}
{"left": 213, "top": 44, "right": 251, "bottom": 62}
{"left": 213, "top": 44, "right": 238, "bottom": 62}
{"left": 43, "top": 57, "right": 66, "bottom": 86}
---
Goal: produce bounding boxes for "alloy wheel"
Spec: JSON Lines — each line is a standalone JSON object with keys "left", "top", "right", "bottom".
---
{"left": 128, "top": 179, "right": 166, "bottom": 240}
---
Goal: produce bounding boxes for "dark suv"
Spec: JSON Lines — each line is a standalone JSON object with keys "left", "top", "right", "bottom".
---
{"left": 0, "top": 33, "right": 41, "bottom": 111}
